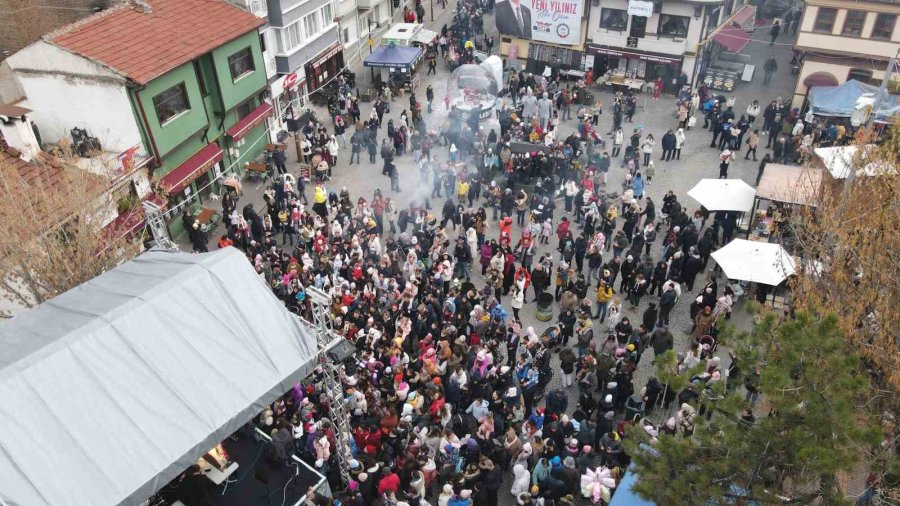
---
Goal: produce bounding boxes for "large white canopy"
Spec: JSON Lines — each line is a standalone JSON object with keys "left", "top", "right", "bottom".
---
{"left": 687, "top": 179, "right": 757, "bottom": 212}
{"left": 711, "top": 239, "right": 797, "bottom": 286}
{"left": 0, "top": 248, "right": 317, "bottom": 506}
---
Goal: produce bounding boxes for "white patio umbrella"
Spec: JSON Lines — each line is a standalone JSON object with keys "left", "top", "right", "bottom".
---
{"left": 687, "top": 179, "right": 757, "bottom": 212}
{"left": 711, "top": 239, "right": 797, "bottom": 286}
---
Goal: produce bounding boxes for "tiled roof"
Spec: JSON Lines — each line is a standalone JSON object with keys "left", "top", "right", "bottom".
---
{"left": 49, "top": 0, "right": 265, "bottom": 85}
{"left": 0, "top": 142, "right": 105, "bottom": 226}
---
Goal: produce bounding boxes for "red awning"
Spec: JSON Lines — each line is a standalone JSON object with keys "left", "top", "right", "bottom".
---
{"left": 226, "top": 102, "right": 273, "bottom": 141}
{"left": 803, "top": 71, "right": 839, "bottom": 89}
{"left": 730, "top": 4, "right": 756, "bottom": 28}
{"left": 160, "top": 142, "right": 223, "bottom": 194}
{"left": 713, "top": 27, "right": 751, "bottom": 54}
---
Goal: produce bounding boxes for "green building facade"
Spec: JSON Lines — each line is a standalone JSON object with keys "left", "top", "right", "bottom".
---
{"left": 129, "top": 30, "right": 272, "bottom": 235}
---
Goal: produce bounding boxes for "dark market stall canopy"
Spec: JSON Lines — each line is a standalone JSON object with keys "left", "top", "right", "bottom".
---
{"left": 363, "top": 44, "right": 424, "bottom": 69}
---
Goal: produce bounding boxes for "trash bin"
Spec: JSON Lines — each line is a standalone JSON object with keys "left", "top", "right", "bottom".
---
{"left": 535, "top": 293, "right": 554, "bottom": 322}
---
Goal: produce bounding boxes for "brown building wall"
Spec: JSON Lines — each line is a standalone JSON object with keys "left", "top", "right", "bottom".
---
{"left": 0, "top": 0, "right": 112, "bottom": 58}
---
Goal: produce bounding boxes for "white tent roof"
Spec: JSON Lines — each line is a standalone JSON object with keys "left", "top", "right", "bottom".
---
{"left": 711, "top": 239, "right": 797, "bottom": 286}
{"left": 0, "top": 248, "right": 317, "bottom": 506}
{"left": 812, "top": 145, "right": 897, "bottom": 179}
{"left": 687, "top": 179, "right": 757, "bottom": 212}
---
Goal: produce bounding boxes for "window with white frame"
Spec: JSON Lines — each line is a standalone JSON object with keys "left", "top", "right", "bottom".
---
{"left": 322, "top": 2, "right": 334, "bottom": 25}
{"left": 304, "top": 12, "right": 319, "bottom": 39}
{"left": 279, "top": 22, "right": 303, "bottom": 53}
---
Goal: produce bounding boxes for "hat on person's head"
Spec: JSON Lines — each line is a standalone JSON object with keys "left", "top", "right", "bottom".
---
{"left": 349, "top": 459, "right": 361, "bottom": 470}
{"left": 500, "top": 365, "right": 511, "bottom": 374}
{"left": 460, "top": 490, "right": 472, "bottom": 499}
{"left": 564, "top": 456, "right": 576, "bottom": 468}
{"left": 348, "top": 480, "right": 359, "bottom": 491}
{"left": 358, "top": 472, "right": 368, "bottom": 481}
{"left": 569, "top": 438, "right": 578, "bottom": 448}
{"left": 604, "top": 394, "right": 613, "bottom": 403}
{"left": 507, "top": 387, "right": 518, "bottom": 397}
{"left": 443, "top": 484, "right": 454, "bottom": 494}
{"left": 582, "top": 445, "right": 592, "bottom": 453}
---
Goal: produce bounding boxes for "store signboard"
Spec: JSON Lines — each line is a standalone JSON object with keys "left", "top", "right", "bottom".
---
{"left": 495, "top": 0, "right": 584, "bottom": 45}
{"left": 587, "top": 44, "right": 681, "bottom": 65}
{"left": 627, "top": 0, "right": 654, "bottom": 17}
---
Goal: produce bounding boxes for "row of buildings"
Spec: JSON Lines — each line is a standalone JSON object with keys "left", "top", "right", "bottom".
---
{"left": 496, "top": 0, "right": 898, "bottom": 108}
{"left": 0, "top": 0, "right": 409, "bottom": 239}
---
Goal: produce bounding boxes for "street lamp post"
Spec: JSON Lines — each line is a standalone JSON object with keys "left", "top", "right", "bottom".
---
{"left": 430, "top": 0, "right": 434, "bottom": 22}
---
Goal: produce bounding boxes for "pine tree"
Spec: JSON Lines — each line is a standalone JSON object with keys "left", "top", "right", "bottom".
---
{"left": 625, "top": 311, "right": 883, "bottom": 504}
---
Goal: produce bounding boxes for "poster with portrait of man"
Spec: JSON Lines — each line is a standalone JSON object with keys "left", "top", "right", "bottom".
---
{"left": 495, "top": 0, "right": 584, "bottom": 45}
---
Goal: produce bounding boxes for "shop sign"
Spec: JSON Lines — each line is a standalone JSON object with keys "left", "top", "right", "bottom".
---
{"left": 283, "top": 72, "right": 299, "bottom": 90}
{"left": 312, "top": 43, "right": 343, "bottom": 69}
{"left": 588, "top": 45, "right": 681, "bottom": 65}
{"left": 627, "top": 0, "right": 654, "bottom": 17}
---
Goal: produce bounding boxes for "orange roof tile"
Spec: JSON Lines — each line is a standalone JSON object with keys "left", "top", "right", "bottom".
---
{"left": 49, "top": 0, "right": 265, "bottom": 85}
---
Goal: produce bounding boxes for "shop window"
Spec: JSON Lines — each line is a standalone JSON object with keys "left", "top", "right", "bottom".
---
{"left": 152, "top": 82, "right": 190, "bottom": 125}
{"left": 227, "top": 47, "right": 255, "bottom": 81}
{"left": 871, "top": 13, "right": 896, "bottom": 40}
{"left": 658, "top": 14, "right": 689, "bottom": 38}
{"left": 599, "top": 9, "right": 627, "bottom": 31}
{"left": 813, "top": 7, "right": 837, "bottom": 33}
{"left": 841, "top": 10, "right": 866, "bottom": 36}
{"left": 847, "top": 68, "right": 874, "bottom": 84}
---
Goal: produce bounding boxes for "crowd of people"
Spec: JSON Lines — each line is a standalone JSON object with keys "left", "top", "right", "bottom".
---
{"left": 197, "top": 67, "right": 761, "bottom": 506}
{"left": 169, "top": 7, "right": 853, "bottom": 504}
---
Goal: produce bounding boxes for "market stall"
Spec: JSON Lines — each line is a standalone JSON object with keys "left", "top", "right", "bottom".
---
{"left": 687, "top": 178, "right": 756, "bottom": 212}
{"left": 363, "top": 44, "right": 425, "bottom": 92}
{"left": 711, "top": 239, "right": 797, "bottom": 286}
{"left": 807, "top": 79, "right": 900, "bottom": 124}
{"left": 812, "top": 144, "right": 897, "bottom": 179}
{"left": 748, "top": 165, "right": 824, "bottom": 242}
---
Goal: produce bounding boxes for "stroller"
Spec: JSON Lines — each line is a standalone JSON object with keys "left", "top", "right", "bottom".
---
{"left": 698, "top": 333, "right": 718, "bottom": 360}
{"left": 624, "top": 396, "right": 645, "bottom": 421}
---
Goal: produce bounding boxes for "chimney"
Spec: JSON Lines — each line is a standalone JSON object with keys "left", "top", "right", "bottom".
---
{"left": 127, "top": 0, "right": 153, "bottom": 14}
{"left": 0, "top": 104, "right": 40, "bottom": 163}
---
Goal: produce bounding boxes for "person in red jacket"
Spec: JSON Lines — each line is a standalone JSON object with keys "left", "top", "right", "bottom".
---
{"left": 377, "top": 467, "right": 400, "bottom": 496}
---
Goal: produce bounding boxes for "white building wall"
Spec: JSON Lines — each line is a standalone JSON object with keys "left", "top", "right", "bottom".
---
{"left": 6, "top": 41, "right": 143, "bottom": 154}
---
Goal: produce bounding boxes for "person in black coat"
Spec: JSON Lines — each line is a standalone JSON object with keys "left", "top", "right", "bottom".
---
{"left": 642, "top": 303, "right": 658, "bottom": 332}
{"left": 682, "top": 250, "right": 704, "bottom": 291}
{"left": 660, "top": 130, "right": 677, "bottom": 161}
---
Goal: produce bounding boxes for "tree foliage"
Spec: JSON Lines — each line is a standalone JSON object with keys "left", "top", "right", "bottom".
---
{"left": 625, "top": 311, "right": 883, "bottom": 505}
{"left": 0, "top": 152, "right": 142, "bottom": 316}
{"left": 787, "top": 125, "right": 900, "bottom": 391}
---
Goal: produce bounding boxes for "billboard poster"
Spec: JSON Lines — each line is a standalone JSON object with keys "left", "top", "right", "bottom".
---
{"left": 495, "top": 0, "right": 584, "bottom": 45}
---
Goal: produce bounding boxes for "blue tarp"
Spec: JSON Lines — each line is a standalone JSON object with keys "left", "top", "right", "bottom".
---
{"left": 363, "top": 45, "right": 423, "bottom": 69}
{"left": 609, "top": 468, "right": 655, "bottom": 506}
{"left": 609, "top": 466, "right": 760, "bottom": 505}
{"left": 808, "top": 79, "right": 900, "bottom": 121}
